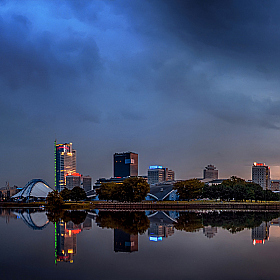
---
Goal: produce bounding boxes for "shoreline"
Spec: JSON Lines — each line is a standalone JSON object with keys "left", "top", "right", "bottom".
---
{"left": 1, "top": 201, "right": 280, "bottom": 211}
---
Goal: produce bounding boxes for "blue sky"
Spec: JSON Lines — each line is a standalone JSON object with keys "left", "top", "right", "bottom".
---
{"left": 2, "top": 0, "right": 280, "bottom": 187}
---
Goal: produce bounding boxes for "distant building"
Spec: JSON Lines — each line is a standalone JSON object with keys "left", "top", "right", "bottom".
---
{"left": 148, "top": 166, "right": 175, "bottom": 184}
{"left": 252, "top": 162, "right": 270, "bottom": 190}
{"left": 82, "top": 176, "right": 92, "bottom": 192}
{"left": 0, "top": 182, "right": 19, "bottom": 200}
{"left": 114, "top": 229, "right": 138, "bottom": 253}
{"left": 271, "top": 180, "right": 280, "bottom": 191}
{"left": 203, "top": 164, "right": 218, "bottom": 180}
{"left": 66, "top": 173, "right": 82, "bottom": 190}
{"left": 55, "top": 141, "right": 76, "bottom": 192}
{"left": 114, "top": 152, "right": 138, "bottom": 178}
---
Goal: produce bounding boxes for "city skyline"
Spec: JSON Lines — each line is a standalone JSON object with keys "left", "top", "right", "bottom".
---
{"left": 2, "top": 1, "right": 280, "bottom": 187}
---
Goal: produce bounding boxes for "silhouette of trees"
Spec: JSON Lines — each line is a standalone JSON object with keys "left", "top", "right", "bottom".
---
{"left": 47, "top": 210, "right": 87, "bottom": 224}
{"left": 70, "top": 186, "right": 87, "bottom": 201}
{"left": 46, "top": 190, "right": 64, "bottom": 209}
{"left": 174, "top": 179, "right": 204, "bottom": 201}
{"left": 203, "top": 176, "right": 280, "bottom": 202}
{"left": 96, "top": 177, "right": 150, "bottom": 202}
{"left": 96, "top": 211, "right": 150, "bottom": 235}
{"left": 59, "top": 187, "right": 87, "bottom": 201}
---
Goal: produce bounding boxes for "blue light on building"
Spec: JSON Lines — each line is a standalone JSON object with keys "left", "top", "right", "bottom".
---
{"left": 149, "top": 165, "right": 163, "bottom": 169}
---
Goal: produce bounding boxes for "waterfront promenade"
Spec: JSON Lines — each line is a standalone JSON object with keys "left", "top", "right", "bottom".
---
{"left": 1, "top": 201, "right": 280, "bottom": 211}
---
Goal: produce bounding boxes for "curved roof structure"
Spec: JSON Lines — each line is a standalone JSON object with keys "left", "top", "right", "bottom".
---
{"left": 147, "top": 184, "right": 176, "bottom": 201}
{"left": 14, "top": 211, "right": 49, "bottom": 230}
{"left": 12, "top": 179, "right": 53, "bottom": 199}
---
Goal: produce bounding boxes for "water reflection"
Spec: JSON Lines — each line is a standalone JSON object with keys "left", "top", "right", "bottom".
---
{"left": 55, "top": 216, "right": 92, "bottom": 263}
{"left": 147, "top": 211, "right": 176, "bottom": 242}
{"left": 2, "top": 208, "right": 280, "bottom": 263}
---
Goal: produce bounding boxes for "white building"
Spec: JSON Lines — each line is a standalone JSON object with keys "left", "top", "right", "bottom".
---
{"left": 252, "top": 162, "right": 270, "bottom": 190}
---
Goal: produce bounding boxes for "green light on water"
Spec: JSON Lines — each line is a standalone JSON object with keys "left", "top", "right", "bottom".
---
{"left": 54, "top": 222, "right": 57, "bottom": 264}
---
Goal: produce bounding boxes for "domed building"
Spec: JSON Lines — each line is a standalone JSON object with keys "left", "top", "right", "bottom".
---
{"left": 12, "top": 179, "right": 53, "bottom": 201}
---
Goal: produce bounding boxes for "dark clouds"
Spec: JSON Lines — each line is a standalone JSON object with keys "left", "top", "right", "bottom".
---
{"left": 1, "top": 0, "right": 280, "bottom": 187}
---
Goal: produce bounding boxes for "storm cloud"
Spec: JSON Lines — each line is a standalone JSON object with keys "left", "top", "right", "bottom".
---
{"left": 1, "top": 0, "right": 280, "bottom": 187}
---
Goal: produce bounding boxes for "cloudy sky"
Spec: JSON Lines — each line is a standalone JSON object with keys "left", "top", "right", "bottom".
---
{"left": 2, "top": 0, "right": 280, "bottom": 187}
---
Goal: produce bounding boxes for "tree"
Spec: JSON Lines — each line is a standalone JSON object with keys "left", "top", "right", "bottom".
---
{"left": 122, "top": 177, "right": 150, "bottom": 202}
{"left": 96, "top": 177, "right": 150, "bottom": 202}
{"left": 60, "top": 187, "right": 71, "bottom": 201}
{"left": 96, "top": 182, "right": 118, "bottom": 201}
{"left": 46, "top": 190, "right": 64, "bottom": 208}
{"left": 174, "top": 179, "right": 204, "bottom": 201}
{"left": 96, "top": 211, "right": 150, "bottom": 235}
{"left": 70, "top": 186, "right": 87, "bottom": 201}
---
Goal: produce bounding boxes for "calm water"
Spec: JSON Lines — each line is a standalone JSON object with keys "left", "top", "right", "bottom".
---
{"left": 1, "top": 209, "right": 280, "bottom": 280}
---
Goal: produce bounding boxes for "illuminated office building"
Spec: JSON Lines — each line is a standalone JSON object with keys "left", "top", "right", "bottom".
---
{"left": 114, "top": 152, "right": 138, "bottom": 178}
{"left": 252, "top": 162, "right": 270, "bottom": 190}
{"left": 55, "top": 141, "right": 76, "bottom": 192}
{"left": 148, "top": 166, "right": 175, "bottom": 184}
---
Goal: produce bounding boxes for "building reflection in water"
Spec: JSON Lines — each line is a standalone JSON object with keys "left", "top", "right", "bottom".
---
{"left": 203, "top": 226, "right": 218, "bottom": 239}
{"left": 114, "top": 229, "right": 138, "bottom": 252}
{"left": 147, "top": 211, "right": 176, "bottom": 242}
{"left": 252, "top": 221, "right": 269, "bottom": 245}
{"left": 55, "top": 216, "right": 92, "bottom": 263}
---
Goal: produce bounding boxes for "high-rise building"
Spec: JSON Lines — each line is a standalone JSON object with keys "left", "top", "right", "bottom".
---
{"left": 114, "top": 152, "right": 138, "bottom": 178}
{"left": 148, "top": 166, "right": 175, "bottom": 184}
{"left": 66, "top": 173, "right": 81, "bottom": 190}
{"left": 82, "top": 176, "right": 92, "bottom": 192}
{"left": 55, "top": 141, "right": 76, "bottom": 192}
{"left": 252, "top": 162, "right": 270, "bottom": 190}
{"left": 203, "top": 164, "right": 218, "bottom": 180}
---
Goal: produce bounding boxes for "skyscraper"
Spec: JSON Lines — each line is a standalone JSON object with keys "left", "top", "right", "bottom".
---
{"left": 252, "top": 162, "right": 270, "bottom": 190}
{"left": 203, "top": 164, "right": 218, "bottom": 180}
{"left": 54, "top": 141, "right": 76, "bottom": 192}
{"left": 114, "top": 152, "right": 138, "bottom": 178}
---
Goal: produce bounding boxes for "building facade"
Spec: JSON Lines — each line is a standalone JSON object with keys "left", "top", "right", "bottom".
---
{"left": 66, "top": 173, "right": 81, "bottom": 190}
{"left": 203, "top": 164, "right": 218, "bottom": 180}
{"left": 114, "top": 152, "right": 138, "bottom": 178}
{"left": 82, "top": 176, "right": 92, "bottom": 192}
{"left": 55, "top": 141, "right": 76, "bottom": 192}
{"left": 252, "top": 162, "right": 270, "bottom": 190}
{"left": 147, "top": 166, "right": 175, "bottom": 184}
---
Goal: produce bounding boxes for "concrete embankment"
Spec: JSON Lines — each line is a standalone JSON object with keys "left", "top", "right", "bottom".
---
{"left": 1, "top": 201, "right": 280, "bottom": 211}
{"left": 95, "top": 202, "right": 280, "bottom": 211}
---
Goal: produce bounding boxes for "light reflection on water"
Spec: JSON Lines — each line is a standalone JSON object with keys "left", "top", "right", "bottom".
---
{"left": 1, "top": 209, "right": 280, "bottom": 280}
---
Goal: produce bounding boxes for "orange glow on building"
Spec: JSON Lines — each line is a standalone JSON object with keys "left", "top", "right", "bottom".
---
{"left": 253, "top": 162, "right": 265, "bottom": 166}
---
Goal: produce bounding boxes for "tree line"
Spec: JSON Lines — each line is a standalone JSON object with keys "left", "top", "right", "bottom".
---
{"left": 96, "top": 177, "right": 150, "bottom": 202}
{"left": 174, "top": 177, "right": 280, "bottom": 202}
{"left": 175, "top": 211, "right": 279, "bottom": 234}
{"left": 46, "top": 186, "right": 87, "bottom": 209}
